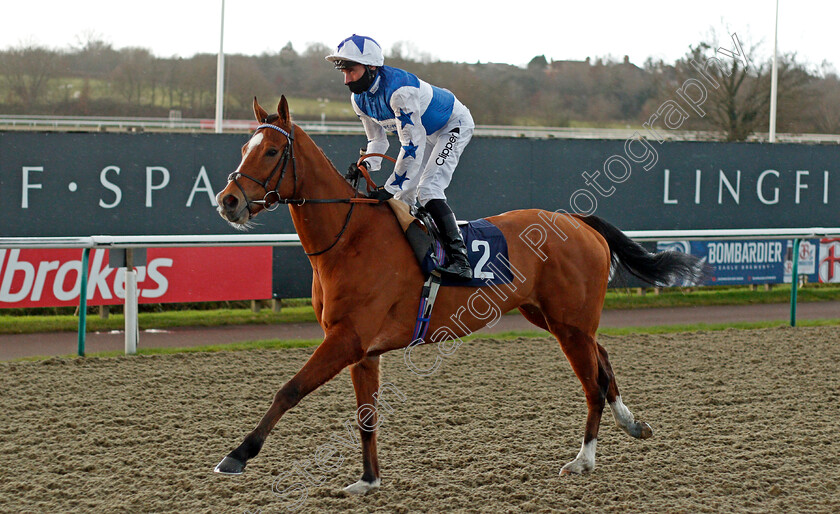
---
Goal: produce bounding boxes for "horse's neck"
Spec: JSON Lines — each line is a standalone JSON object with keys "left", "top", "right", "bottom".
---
{"left": 288, "top": 131, "right": 375, "bottom": 257}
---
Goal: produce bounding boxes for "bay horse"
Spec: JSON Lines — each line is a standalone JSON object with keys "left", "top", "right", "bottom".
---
{"left": 213, "top": 97, "right": 708, "bottom": 494}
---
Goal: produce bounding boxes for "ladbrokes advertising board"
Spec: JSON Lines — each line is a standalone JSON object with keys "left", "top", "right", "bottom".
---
{"left": 0, "top": 247, "right": 272, "bottom": 308}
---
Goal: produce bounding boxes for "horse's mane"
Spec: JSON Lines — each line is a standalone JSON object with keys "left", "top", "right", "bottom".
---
{"left": 261, "top": 112, "right": 334, "bottom": 170}
{"left": 271, "top": 116, "right": 352, "bottom": 186}
{"left": 312, "top": 144, "right": 344, "bottom": 179}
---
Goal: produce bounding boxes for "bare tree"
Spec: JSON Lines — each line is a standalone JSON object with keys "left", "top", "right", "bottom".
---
{"left": 804, "top": 67, "right": 840, "bottom": 134}
{"left": 70, "top": 31, "right": 121, "bottom": 77}
{"left": 182, "top": 54, "right": 216, "bottom": 114}
{"left": 0, "top": 42, "right": 59, "bottom": 108}
{"left": 225, "top": 55, "right": 274, "bottom": 117}
{"left": 110, "top": 47, "right": 155, "bottom": 106}
{"left": 669, "top": 35, "right": 810, "bottom": 141}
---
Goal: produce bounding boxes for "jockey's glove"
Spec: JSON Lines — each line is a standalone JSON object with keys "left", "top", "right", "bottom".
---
{"left": 367, "top": 186, "right": 393, "bottom": 202}
{"left": 345, "top": 162, "right": 362, "bottom": 180}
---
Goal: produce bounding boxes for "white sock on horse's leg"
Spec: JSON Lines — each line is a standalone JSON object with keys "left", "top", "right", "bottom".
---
{"left": 560, "top": 438, "right": 596, "bottom": 475}
{"left": 610, "top": 396, "right": 635, "bottom": 431}
{"left": 609, "top": 395, "right": 653, "bottom": 439}
{"left": 343, "top": 478, "right": 381, "bottom": 495}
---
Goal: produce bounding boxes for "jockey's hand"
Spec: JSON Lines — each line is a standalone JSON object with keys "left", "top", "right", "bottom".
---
{"left": 367, "top": 186, "right": 393, "bottom": 202}
{"left": 345, "top": 162, "right": 362, "bottom": 181}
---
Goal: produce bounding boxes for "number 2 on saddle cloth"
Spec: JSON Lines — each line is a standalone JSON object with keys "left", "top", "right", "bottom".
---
{"left": 412, "top": 208, "right": 516, "bottom": 288}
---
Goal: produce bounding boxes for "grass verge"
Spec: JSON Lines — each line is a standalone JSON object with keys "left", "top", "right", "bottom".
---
{"left": 13, "top": 318, "right": 839, "bottom": 362}
{"left": 0, "top": 306, "right": 315, "bottom": 335}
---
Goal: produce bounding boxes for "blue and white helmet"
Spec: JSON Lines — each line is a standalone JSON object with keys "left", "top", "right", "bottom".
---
{"left": 325, "top": 34, "right": 384, "bottom": 68}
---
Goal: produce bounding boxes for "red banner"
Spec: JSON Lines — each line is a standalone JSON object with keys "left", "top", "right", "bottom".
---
{"left": 0, "top": 247, "right": 272, "bottom": 308}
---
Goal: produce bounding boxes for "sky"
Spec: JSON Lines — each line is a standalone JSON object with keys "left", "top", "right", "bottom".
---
{"left": 0, "top": 0, "right": 837, "bottom": 71}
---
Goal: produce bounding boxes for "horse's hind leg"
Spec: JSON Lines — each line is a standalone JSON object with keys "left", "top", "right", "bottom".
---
{"left": 547, "top": 323, "right": 605, "bottom": 475}
{"left": 549, "top": 323, "right": 653, "bottom": 475}
{"left": 344, "top": 355, "right": 382, "bottom": 495}
{"left": 597, "top": 342, "right": 653, "bottom": 440}
{"left": 518, "top": 304, "right": 549, "bottom": 331}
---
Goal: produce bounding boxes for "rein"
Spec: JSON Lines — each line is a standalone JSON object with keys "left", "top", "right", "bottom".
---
{"left": 297, "top": 153, "right": 396, "bottom": 256}
{"left": 226, "top": 123, "right": 397, "bottom": 256}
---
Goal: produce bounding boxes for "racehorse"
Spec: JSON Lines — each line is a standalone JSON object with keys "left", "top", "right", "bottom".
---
{"left": 213, "top": 97, "right": 708, "bottom": 494}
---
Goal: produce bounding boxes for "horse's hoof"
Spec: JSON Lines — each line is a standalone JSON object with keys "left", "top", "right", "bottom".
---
{"left": 214, "top": 456, "right": 246, "bottom": 475}
{"left": 560, "top": 462, "right": 593, "bottom": 476}
{"left": 561, "top": 439, "right": 596, "bottom": 476}
{"left": 343, "top": 478, "right": 381, "bottom": 495}
{"left": 639, "top": 422, "right": 653, "bottom": 439}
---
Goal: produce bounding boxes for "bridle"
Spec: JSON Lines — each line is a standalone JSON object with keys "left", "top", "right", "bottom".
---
{"left": 225, "top": 122, "right": 389, "bottom": 256}
{"left": 227, "top": 123, "right": 298, "bottom": 215}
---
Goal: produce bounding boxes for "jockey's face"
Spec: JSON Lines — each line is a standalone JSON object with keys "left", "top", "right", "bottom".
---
{"left": 341, "top": 63, "right": 368, "bottom": 85}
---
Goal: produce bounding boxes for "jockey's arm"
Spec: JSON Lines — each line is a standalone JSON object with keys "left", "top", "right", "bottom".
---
{"left": 383, "top": 88, "right": 427, "bottom": 195}
{"left": 352, "top": 97, "right": 389, "bottom": 171}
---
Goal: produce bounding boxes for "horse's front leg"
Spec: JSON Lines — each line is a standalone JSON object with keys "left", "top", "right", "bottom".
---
{"left": 214, "top": 330, "right": 363, "bottom": 474}
{"left": 343, "top": 355, "right": 382, "bottom": 495}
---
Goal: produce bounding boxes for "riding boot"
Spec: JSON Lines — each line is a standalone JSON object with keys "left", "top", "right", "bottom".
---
{"left": 425, "top": 199, "right": 472, "bottom": 281}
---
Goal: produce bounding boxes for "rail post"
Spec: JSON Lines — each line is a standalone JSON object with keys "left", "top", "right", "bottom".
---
{"left": 789, "top": 238, "right": 801, "bottom": 327}
{"left": 124, "top": 249, "right": 139, "bottom": 355}
{"left": 77, "top": 248, "right": 90, "bottom": 357}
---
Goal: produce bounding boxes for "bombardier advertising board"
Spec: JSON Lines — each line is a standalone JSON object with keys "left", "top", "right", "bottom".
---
{"left": 657, "top": 239, "right": 840, "bottom": 285}
{"left": 1, "top": 131, "right": 838, "bottom": 303}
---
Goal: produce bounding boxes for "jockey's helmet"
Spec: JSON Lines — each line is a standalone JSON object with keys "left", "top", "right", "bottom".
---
{"left": 325, "top": 34, "right": 384, "bottom": 69}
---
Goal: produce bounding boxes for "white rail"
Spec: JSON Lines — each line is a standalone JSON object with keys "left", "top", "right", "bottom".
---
{"left": 0, "top": 234, "right": 302, "bottom": 249}
{"left": 2, "top": 115, "right": 840, "bottom": 143}
{"left": 3, "top": 228, "right": 839, "bottom": 250}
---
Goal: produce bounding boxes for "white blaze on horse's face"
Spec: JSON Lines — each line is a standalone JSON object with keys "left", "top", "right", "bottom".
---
{"left": 236, "top": 132, "right": 264, "bottom": 174}
{"left": 214, "top": 132, "right": 267, "bottom": 227}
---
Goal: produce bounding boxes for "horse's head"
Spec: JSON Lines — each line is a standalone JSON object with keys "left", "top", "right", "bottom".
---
{"left": 216, "top": 96, "right": 296, "bottom": 228}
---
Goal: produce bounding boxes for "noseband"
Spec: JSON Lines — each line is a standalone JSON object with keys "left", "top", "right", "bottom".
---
{"left": 227, "top": 123, "right": 297, "bottom": 215}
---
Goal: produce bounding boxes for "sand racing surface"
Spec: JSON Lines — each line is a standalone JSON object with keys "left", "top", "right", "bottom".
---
{"left": 1, "top": 326, "right": 839, "bottom": 513}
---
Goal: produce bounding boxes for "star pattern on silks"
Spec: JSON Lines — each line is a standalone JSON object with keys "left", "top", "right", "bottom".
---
{"left": 339, "top": 34, "right": 369, "bottom": 54}
{"left": 397, "top": 108, "right": 414, "bottom": 129}
{"left": 402, "top": 140, "right": 418, "bottom": 159}
{"left": 390, "top": 171, "right": 410, "bottom": 190}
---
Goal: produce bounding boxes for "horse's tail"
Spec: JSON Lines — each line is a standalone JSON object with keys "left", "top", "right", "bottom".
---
{"left": 577, "top": 215, "right": 712, "bottom": 287}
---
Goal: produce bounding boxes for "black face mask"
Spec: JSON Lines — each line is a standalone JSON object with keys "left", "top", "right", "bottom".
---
{"left": 346, "top": 67, "right": 376, "bottom": 94}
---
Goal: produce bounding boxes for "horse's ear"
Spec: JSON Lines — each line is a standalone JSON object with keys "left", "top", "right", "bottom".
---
{"left": 277, "top": 95, "right": 290, "bottom": 124}
{"left": 253, "top": 97, "right": 269, "bottom": 123}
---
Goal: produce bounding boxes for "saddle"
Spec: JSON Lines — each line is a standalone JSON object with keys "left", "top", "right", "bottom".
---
{"left": 385, "top": 199, "right": 442, "bottom": 275}
{"left": 385, "top": 199, "right": 515, "bottom": 287}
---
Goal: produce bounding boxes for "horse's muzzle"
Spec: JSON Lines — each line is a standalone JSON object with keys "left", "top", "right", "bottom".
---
{"left": 216, "top": 191, "right": 250, "bottom": 225}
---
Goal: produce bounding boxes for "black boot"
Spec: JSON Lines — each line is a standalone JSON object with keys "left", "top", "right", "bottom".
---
{"left": 425, "top": 199, "right": 472, "bottom": 281}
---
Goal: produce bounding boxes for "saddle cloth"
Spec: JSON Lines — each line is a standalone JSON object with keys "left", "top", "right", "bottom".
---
{"left": 386, "top": 199, "right": 515, "bottom": 287}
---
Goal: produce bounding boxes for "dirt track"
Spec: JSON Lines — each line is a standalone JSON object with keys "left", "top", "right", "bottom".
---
{"left": 1, "top": 326, "right": 839, "bottom": 513}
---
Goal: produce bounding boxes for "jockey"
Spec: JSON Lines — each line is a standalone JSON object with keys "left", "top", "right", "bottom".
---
{"left": 326, "top": 34, "right": 474, "bottom": 281}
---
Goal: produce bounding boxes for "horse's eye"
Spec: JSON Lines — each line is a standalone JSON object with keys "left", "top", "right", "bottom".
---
{"left": 266, "top": 149, "right": 278, "bottom": 157}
